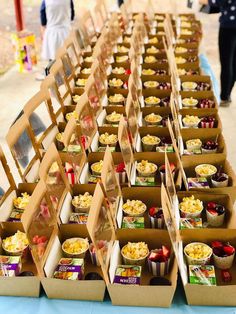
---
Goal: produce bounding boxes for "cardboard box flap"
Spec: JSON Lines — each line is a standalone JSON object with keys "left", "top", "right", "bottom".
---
{"left": 125, "top": 93, "right": 138, "bottom": 147}
{"left": 128, "top": 74, "right": 141, "bottom": 115}
{"left": 50, "top": 59, "right": 70, "bottom": 102}
{"left": 23, "top": 89, "right": 58, "bottom": 151}
{"left": 91, "top": 60, "right": 107, "bottom": 98}
{"left": 40, "top": 75, "right": 64, "bottom": 119}
{"left": 64, "top": 35, "right": 82, "bottom": 72}
{"left": 62, "top": 117, "right": 86, "bottom": 155}
{"left": 118, "top": 117, "right": 134, "bottom": 181}
{"left": 71, "top": 28, "right": 86, "bottom": 51}
{"left": 0, "top": 146, "right": 17, "bottom": 205}
{"left": 80, "top": 10, "right": 97, "bottom": 45}
{"left": 85, "top": 76, "right": 103, "bottom": 116}
{"left": 75, "top": 93, "right": 97, "bottom": 145}
{"left": 87, "top": 183, "right": 115, "bottom": 285}
{"left": 5, "top": 114, "right": 41, "bottom": 182}
{"left": 161, "top": 184, "right": 188, "bottom": 285}
{"left": 56, "top": 48, "right": 74, "bottom": 88}
{"left": 101, "top": 148, "right": 121, "bottom": 227}
{"left": 21, "top": 180, "right": 57, "bottom": 275}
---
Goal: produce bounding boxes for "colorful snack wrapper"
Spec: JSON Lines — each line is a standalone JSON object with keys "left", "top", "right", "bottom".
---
{"left": 114, "top": 265, "right": 142, "bottom": 285}
{"left": 69, "top": 213, "right": 88, "bottom": 224}
{"left": 122, "top": 217, "right": 145, "bottom": 229}
{"left": 189, "top": 265, "right": 216, "bottom": 285}
{"left": 180, "top": 218, "right": 203, "bottom": 229}
{"left": 0, "top": 256, "right": 21, "bottom": 277}
{"left": 188, "top": 177, "right": 210, "bottom": 189}
{"left": 53, "top": 258, "right": 84, "bottom": 280}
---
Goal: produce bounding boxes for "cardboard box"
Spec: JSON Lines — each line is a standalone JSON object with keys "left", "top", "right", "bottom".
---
{"left": 179, "top": 110, "right": 222, "bottom": 129}
{"left": 41, "top": 184, "right": 108, "bottom": 300}
{"left": 0, "top": 224, "right": 40, "bottom": 297}
{"left": 140, "top": 106, "right": 171, "bottom": 127}
{"left": 179, "top": 128, "right": 226, "bottom": 157}
{"left": 179, "top": 90, "right": 218, "bottom": 113}
{"left": 6, "top": 114, "right": 42, "bottom": 183}
{"left": 181, "top": 154, "right": 236, "bottom": 202}
{"left": 86, "top": 183, "right": 178, "bottom": 307}
{"left": 176, "top": 191, "right": 236, "bottom": 229}
{"left": 97, "top": 107, "right": 125, "bottom": 127}
{"left": 90, "top": 127, "right": 119, "bottom": 153}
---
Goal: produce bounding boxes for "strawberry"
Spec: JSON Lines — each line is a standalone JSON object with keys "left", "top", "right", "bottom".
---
{"left": 207, "top": 202, "right": 217, "bottom": 209}
{"left": 116, "top": 162, "right": 125, "bottom": 173}
{"left": 207, "top": 209, "right": 218, "bottom": 216}
{"left": 38, "top": 236, "right": 48, "bottom": 244}
{"left": 32, "top": 235, "right": 39, "bottom": 244}
{"left": 149, "top": 252, "right": 159, "bottom": 261}
{"left": 162, "top": 245, "right": 170, "bottom": 258}
{"left": 223, "top": 245, "right": 235, "bottom": 256}
{"left": 125, "top": 69, "right": 131, "bottom": 75}
{"left": 169, "top": 163, "right": 176, "bottom": 172}
{"left": 211, "top": 241, "right": 223, "bottom": 248}
{"left": 149, "top": 207, "right": 158, "bottom": 217}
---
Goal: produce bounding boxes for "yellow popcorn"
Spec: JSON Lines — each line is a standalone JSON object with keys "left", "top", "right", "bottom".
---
{"left": 195, "top": 164, "right": 217, "bottom": 177}
{"left": 13, "top": 192, "right": 31, "bottom": 210}
{"left": 145, "top": 96, "right": 160, "bottom": 105}
{"left": 81, "top": 68, "right": 91, "bottom": 74}
{"left": 182, "top": 115, "right": 200, "bottom": 126}
{"left": 144, "top": 81, "right": 159, "bottom": 88}
{"left": 122, "top": 242, "right": 149, "bottom": 260}
{"left": 181, "top": 28, "right": 192, "bottom": 35}
{"left": 3, "top": 231, "right": 29, "bottom": 253}
{"left": 180, "top": 195, "right": 203, "bottom": 214}
{"left": 175, "top": 47, "right": 188, "bottom": 54}
{"left": 99, "top": 133, "right": 118, "bottom": 145}
{"left": 142, "top": 134, "right": 161, "bottom": 145}
{"left": 186, "top": 138, "right": 202, "bottom": 151}
{"left": 117, "top": 45, "right": 129, "bottom": 53}
{"left": 112, "top": 67, "right": 125, "bottom": 75}
{"left": 72, "top": 192, "right": 93, "bottom": 209}
{"left": 62, "top": 238, "right": 89, "bottom": 255}
{"left": 182, "top": 82, "right": 198, "bottom": 90}
{"left": 76, "top": 78, "right": 87, "bottom": 87}
{"left": 116, "top": 55, "right": 128, "bottom": 63}
{"left": 149, "top": 37, "right": 158, "bottom": 44}
{"left": 109, "top": 78, "right": 123, "bottom": 88}
{"left": 144, "top": 56, "right": 157, "bottom": 64}
{"left": 175, "top": 56, "right": 187, "bottom": 64}
{"left": 106, "top": 111, "right": 122, "bottom": 123}
{"left": 72, "top": 95, "right": 80, "bottom": 103}
{"left": 185, "top": 243, "right": 212, "bottom": 260}
{"left": 84, "top": 56, "right": 93, "bottom": 63}
{"left": 109, "top": 94, "right": 124, "bottom": 103}
{"left": 145, "top": 113, "right": 162, "bottom": 123}
{"left": 181, "top": 22, "right": 191, "bottom": 28}
{"left": 56, "top": 132, "right": 64, "bottom": 142}
{"left": 136, "top": 160, "right": 157, "bottom": 174}
{"left": 177, "top": 68, "right": 187, "bottom": 76}
{"left": 122, "top": 199, "right": 147, "bottom": 215}
{"left": 65, "top": 111, "right": 79, "bottom": 122}
{"left": 91, "top": 160, "right": 103, "bottom": 174}
{"left": 182, "top": 97, "right": 198, "bottom": 107}
{"left": 142, "top": 69, "right": 155, "bottom": 75}
{"left": 146, "top": 46, "right": 159, "bottom": 54}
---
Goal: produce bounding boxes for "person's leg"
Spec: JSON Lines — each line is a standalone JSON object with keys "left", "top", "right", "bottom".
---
{"left": 219, "top": 27, "right": 235, "bottom": 102}
{"left": 118, "top": 0, "right": 123, "bottom": 7}
{"left": 229, "top": 31, "right": 236, "bottom": 94}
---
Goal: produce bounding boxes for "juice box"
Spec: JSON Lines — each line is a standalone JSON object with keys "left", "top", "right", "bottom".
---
{"left": 180, "top": 218, "right": 202, "bottom": 229}
{"left": 114, "top": 265, "right": 142, "bottom": 285}
{"left": 53, "top": 258, "right": 84, "bottom": 280}
{"left": 0, "top": 256, "right": 21, "bottom": 277}
{"left": 122, "top": 217, "right": 145, "bottom": 229}
{"left": 189, "top": 265, "right": 216, "bottom": 286}
{"left": 69, "top": 213, "right": 88, "bottom": 224}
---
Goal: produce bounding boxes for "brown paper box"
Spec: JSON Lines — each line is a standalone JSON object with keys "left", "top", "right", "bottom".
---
{"left": 177, "top": 191, "right": 236, "bottom": 229}
{"left": 180, "top": 110, "right": 222, "bottom": 129}
{"left": 0, "top": 224, "right": 40, "bottom": 297}
{"left": 86, "top": 184, "right": 177, "bottom": 307}
{"left": 180, "top": 90, "right": 218, "bottom": 113}
{"left": 41, "top": 224, "right": 106, "bottom": 300}
{"left": 181, "top": 154, "right": 236, "bottom": 202}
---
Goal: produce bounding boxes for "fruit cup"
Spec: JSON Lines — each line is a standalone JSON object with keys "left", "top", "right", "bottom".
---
{"left": 211, "top": 172, "right": 229, "bottom": 188}
{"left": 212, "top": 241, "right": 235, "bottom": 270}
{"left": 148, "top": 246, "right": 171, "bottom": 276}
{"left": 149, "top": 207, "right": 165, "bottom": 229}
{"left": 206, "top": 202, "right": 225, "bottom": 227}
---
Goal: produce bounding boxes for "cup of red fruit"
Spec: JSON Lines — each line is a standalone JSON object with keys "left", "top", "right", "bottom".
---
{"left": 159, "top": 163, "right": 176, "bottom": 185}
{"left": 211, "top": 171, "right": 229, "bottom": 188}
{"left": 200, "top": 116, "right": 215, "bottom": 128}
{"left": 198, "top": 99, "right": 215, "bottom": 109}
{"left": 148, "top": 246, "right": 171, "bottom": 276}
{"left": 149, "top": 207, "right": 165, "bottom": 229}
{"left": 212, "top": 241, "right": 235, "bottom": 269}
{"left": 201, "top": 141, "right": 218, "bottom": 154}
{"left": 206, "top": 202, "right": 225, "bottom": 227}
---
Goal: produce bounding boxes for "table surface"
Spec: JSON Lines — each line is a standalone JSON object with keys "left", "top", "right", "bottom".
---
{"left": 0, "top": 56, "right": 224, "bottom": 313}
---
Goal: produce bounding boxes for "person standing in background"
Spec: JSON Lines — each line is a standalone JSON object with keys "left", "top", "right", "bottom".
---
{"left": 200, "top": 0, "right": 236, "bottom": 107}
{"left": 40, "top": 0, "right": 75, "bottom": 61}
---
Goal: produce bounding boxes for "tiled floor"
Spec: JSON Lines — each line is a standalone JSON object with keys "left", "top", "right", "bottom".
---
{"left": 0, "top": 1, "right": 235, "bottom": 178}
